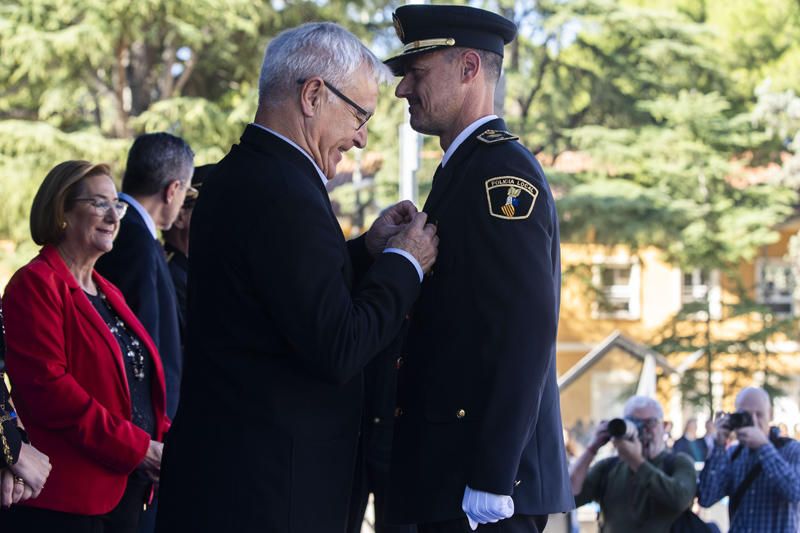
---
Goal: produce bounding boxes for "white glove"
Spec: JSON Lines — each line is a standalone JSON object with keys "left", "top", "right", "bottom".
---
{"left": 461, "top": 485, "right": 514, "bottom": 530}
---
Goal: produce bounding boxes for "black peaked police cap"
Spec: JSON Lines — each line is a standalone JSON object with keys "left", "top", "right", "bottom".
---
{"left": 384, "top": 4, "right": 517, "bottom": 76}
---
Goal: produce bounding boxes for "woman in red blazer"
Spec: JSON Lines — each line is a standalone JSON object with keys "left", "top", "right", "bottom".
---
{"left": 0, "top": 161, "right": 170, "bottom": 532}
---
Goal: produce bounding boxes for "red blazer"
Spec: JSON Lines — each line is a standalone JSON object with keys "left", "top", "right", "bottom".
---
{"left": 2, "top": 245, "right": 170, "bottom": 515}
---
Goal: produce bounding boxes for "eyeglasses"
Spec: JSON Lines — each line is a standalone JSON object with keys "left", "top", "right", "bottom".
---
{"left": 297, "top": 78, "right": 373, "bottom": 130}
{"left": 74, "top": 198, "right": 128, "bottom": 219}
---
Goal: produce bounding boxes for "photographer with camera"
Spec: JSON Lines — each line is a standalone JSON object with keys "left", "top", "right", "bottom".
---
{"left": 570, "top": 396, "right": 697, "bottom": 532}
{"left": 698, "top": 387, "right": 800, "bottom": 532}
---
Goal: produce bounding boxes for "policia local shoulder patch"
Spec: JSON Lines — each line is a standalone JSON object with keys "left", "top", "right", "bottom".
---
{"left": 485, "top": 176, "right": 538, "bottom": 220}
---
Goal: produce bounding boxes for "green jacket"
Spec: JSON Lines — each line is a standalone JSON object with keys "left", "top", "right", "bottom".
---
{"left": 575, "top": 451, "right": 697, "bottom": 533}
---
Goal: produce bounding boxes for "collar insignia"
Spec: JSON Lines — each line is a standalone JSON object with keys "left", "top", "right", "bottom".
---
{"left": 477, "top": 129, "right": 519, "bottom": 144}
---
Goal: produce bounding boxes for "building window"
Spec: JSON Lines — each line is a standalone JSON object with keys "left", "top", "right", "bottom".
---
{"left": 681, "top": 268, "right": 721, "bottom": 319}
{"left": 756, "top": 259, "right": 794, "bottom": 316}
{"left": 592, "top": 261, "right": 641, "bottom": 319}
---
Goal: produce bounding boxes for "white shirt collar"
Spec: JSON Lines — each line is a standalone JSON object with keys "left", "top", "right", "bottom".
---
{"left": 441, "top": 115, "right": 498, "bottom": 168}
{"left": 250, "top": 123, "right": 329, "bottom": 186}
{"left": 119, "top": 192, "right": 158, "bottom": 239}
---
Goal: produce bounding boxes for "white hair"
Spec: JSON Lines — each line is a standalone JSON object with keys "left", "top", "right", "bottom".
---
{"left": 623, "top": 395, "right": 664, "bottom": 419}
{"left": 258, "top": 22, "right": 392, "bottom": 108}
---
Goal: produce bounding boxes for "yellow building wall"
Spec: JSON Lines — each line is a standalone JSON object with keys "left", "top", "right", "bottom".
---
{"left": 557, "top": 222, "right": 800, "bottom": 428}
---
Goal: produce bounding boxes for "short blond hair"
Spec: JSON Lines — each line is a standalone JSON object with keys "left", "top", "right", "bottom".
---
{"left": 30, "top": 160, "right": 112, "bottom": 246}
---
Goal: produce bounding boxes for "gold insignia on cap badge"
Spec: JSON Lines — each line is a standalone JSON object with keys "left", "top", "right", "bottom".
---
{"left": 392, "top": 13, "right": 405, "bottom": 41}
{"left": 485, "top": 176, "right": 538, "bottom": 220}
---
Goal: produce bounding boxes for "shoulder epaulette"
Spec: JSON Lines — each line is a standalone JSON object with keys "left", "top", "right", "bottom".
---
{"left": 477, "top": 129, "right": 519, "bottom": 144}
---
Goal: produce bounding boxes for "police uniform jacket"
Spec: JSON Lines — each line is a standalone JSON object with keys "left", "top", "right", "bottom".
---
{"left": 388, "top": 118, "right": 574, "bottom": 524}
{"left": 155, "top": 125, "right": 420, "bottom": 533}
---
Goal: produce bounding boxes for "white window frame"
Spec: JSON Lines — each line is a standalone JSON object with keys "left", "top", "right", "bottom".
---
{"left": 755, "top": 258, "right": 795, "bottom": 317}
{"left": 591, "top": 260, "right": 641, "bottom": 320}
{"left": 680, "top": 268, "right": 722, "bottom": 320}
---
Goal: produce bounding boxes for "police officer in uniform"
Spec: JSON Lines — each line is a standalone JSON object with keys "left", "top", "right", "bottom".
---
{"left": 384, "top": 5, "right": 574, "bottom": 532}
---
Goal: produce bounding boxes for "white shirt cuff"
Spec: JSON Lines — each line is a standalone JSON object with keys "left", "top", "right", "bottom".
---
{"left": 383, "top": 248, "right": 423, "bottom": 282}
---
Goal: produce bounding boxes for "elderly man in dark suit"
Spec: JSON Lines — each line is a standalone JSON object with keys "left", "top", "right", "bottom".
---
{"left": 155, "top": 22, "right": 438, "bottom": 533}
{"left": 384, "top": 5, "right": 574, "bottom": 533}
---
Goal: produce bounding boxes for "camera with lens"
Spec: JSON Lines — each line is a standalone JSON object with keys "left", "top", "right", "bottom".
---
{"left": 723, "top": 410, "right": 754, "bottom": 430}
{"left": 608, "top": 417, "right": 645, "bottom": 441}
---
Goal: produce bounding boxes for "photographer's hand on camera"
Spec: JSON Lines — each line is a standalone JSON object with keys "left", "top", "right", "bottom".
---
{"left": 713, "top": 414, "right": 733, "bottom": 448}
{"left": 735, "top": 426, "right": 769, "bottom": 449}
{"left": 587, "top": 420, "right": 611, "bottom": 454}
{"left": 613, "top": 434, "right": 645, "bottom": 472}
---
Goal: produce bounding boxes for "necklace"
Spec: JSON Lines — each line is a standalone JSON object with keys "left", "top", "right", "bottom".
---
{"left": 96, "top": 292, "right": 146, "bottom": 381}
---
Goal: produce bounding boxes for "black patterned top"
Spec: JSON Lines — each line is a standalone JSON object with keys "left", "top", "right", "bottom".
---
{"left": 85, "top": 291, "right": 155, "bottom": 438}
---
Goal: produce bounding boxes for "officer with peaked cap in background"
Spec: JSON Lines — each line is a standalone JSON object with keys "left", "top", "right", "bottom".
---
{"left": 384, "top": 5, "right": 574, "bottom": 532}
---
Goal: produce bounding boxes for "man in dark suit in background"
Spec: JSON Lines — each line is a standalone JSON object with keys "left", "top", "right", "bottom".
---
{"left": 155, "top": 22, "right": 438, "bottom": 533}
{"left": 384, "top": 5, "right": 574, "bottom": 532}
{"left": 96, "top": 132, "right": 194, "bottom": 533}
{"left": 97, "top": 132, "right": 194, "bottom": 422}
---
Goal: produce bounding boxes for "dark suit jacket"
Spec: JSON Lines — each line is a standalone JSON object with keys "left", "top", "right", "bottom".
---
{"left": 155, "top": 125, "right": 420, "bottom": 533}
{"left": 96, "top": 206, "right": 182, "bottom": 419}
{"left": 387, "top": 118, "right": 575, "bottom": 524}
{"left": 2, "top": 245, "right": 169, "bottom": 514}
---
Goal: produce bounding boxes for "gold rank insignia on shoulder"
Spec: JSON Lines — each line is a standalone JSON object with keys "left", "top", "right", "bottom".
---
{"left": 485, "top": 176, "right": 538, "bottom": 220}
{"left": 477, "top": 129, "right": 519, "bottom": 144}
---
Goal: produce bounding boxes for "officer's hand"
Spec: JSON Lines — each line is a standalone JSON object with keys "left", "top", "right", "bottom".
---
{"left": 735, "top": 427, "right": 769, "bottom": 450}
{"left": 588, "top": 420, "right": 611, "bottom": 454}
{"left": 365, "top": 200, "right": 418, "bottom": 257}
{"left": 387, "top": 212, "right": 438, "bottom": 274}
{"left": 461, "top": 486, "right": 514, "bottom": 531}
{"left": 713, "top": 413, "right": 732, "bottom": 448}
{"left": 613, "top": 435, "right": 645, "bottom": 471}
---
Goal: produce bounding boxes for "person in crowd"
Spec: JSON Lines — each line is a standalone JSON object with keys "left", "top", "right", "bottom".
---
{"left": 673, "top": 417, "right": 708, "bottom": 462}
{"left": 0, "top": 160, "right": 170, "bottom": 532}
{"left": 96, "top": 132, "right": 193, "bottom": 422}
{"left": 701, "top": 419, "right": 716, "bottom": 457}
{"left": 383, "top": 5, "right": 573, "bottom": 532}
{"left": 698, "top": 386, "right": 800, "bottom": 532}
{"left": 0, "top": 303, "right": 51, "bottom": 509}
{"left": 155, "top": 22, "right": 437, "bottom": 533}
{"left": 570, "top": 396, "right": 697, "bottom": 533}
{"left": 161, "top": 164, "right": 213, "bottom": 346}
